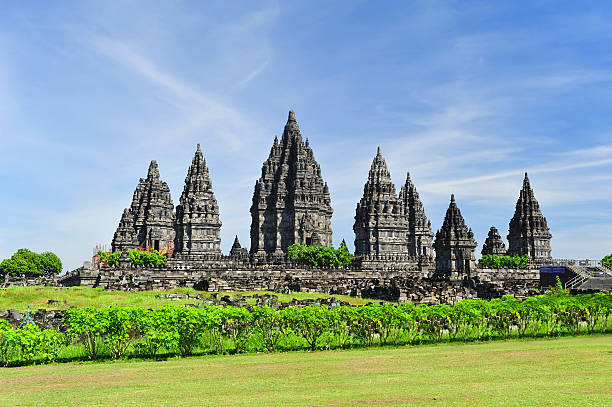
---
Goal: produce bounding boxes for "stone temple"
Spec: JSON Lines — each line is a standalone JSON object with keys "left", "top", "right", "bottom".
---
{"left": 174, "top": 144, "right": 222, "bottom": 255}
{"left": 249, "top": 110, "right": 333, "bottom": 259}
{"left": 481, "top": 226, "right": 507, "bottom": 256}
{"left": 433, "top": 195, "right": 477, "bottom": 281}
{"left": 112, "top": 160, "right": 175, "bottom": 253}
{"left": 107, "top": 109, "right": 553, "bottom": 278}
{"left": 507, "top": 173, "right": 552, "bottom": 263}
{"left": 353, "top": 147, "right": 409, "bottom": 257}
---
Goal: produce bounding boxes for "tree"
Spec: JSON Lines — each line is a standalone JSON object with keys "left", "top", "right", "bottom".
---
{"left": 0, "top": 249, "right": 62, "bottom": 278}
{"left": 602, "top": 254, "right": 612, "bottom": 268}
{"left": 40, "top": 252, "right": 62, "bottom": 276}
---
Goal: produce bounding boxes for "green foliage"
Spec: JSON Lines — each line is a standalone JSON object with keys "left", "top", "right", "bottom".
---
{"left": 97, "top": 250, "right": 167, "bottom": 267}
{"left": 128, "top": 250, "right": 168, "bottom": 266}
{"left": 98, "top": 250, "right": 122, "bottom": 267}
{"left": 288, "top": 243, "right": 355, "bottom": 268}
{"left": 0, "top": 249, "right": 62, "bottom": 278}
{"left": 2, "top": 292, "right": 612, "bottom": 366}
{"left": 602, "top": 254, "right": 612, "bottom": 268}
{"left": 478, "top": 254, "right": 529, "bottom": 269}
{"left": 0, "top": 321, "right": 66, "bottom": 366}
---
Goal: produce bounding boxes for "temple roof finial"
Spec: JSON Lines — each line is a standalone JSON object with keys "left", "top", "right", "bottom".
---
{"left": 197, "top": 143, "right": 201, "bottom": 152}
{"left": 288, "top": 110, "right": 296, "bottom": 122}
{"left": 377, "top": 146, "right": 381, "bottom": 156}
{"left": 450, "top": 193, "right": 455, "bottom": 203}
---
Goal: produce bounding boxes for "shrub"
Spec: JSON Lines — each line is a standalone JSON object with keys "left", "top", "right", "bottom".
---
{"left": 478, "top": 254, "right": 529, "bottom": 269}
{"left": 288, "top": 243, "right": 355, "bottom": 268}
{"left": 97, "top": 249, "right": 168, "bottom": 267}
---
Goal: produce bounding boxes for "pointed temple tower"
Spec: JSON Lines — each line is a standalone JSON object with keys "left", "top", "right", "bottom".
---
{"left": 229, "top": 235, "right": 249, "bottom": 259}
{"left": 250, "top": 110, "right": 333, "bottom": 257}
{"left": 111, "top": 209, "right": 138, "bottom": 252}
{"left": 481, "top": 226, "right": 507, "bottom": 256}
{"left": 353, "top": 147, "right": 409, "bottom": 257}
{"left": 174, "top": 144, "right": 222, "bottom": 255}
{"left": 111, "top": 160, "right": 175, "bottom": 252}
{"left": 433, "top": 194, "right": 477, "bottom": 281}
{"left": 507, "top": 173, "right": 552, "bottom": 263}
{"left": 398, "top": 172, "right": 434, "bottom": 259}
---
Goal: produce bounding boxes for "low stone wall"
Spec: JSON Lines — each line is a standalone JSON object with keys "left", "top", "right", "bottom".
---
{"left": 1, "top": 276, "right": 59, "bottom": 288}
{"left": 471, "top": 268, "right": 541, "bottom": 299}
{"left": 57, "top": 265, "right": 542, "bottom": 304}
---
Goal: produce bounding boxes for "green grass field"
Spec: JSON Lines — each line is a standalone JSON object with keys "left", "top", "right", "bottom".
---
{"left": 0, "top": 286, "right": 377, "bottom": 311}
{"left": 1, "top": 336, "right": 610, "bottom": 406}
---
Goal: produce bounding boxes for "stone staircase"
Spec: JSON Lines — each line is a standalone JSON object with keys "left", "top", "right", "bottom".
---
{"left": 565, "top": 264, "right": 612, "bottom": 291}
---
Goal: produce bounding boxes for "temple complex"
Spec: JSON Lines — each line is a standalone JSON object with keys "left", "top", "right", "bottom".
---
{"left": 433, "top": 195, "right": 477, "bottom": 281}
{"left": 174, "top": 144, "right": 222, "bottom": 254}
{"left": 104, "top": 110, "right": 554, "bottom": 287}
{"left": 249, "top": 110, "right": 333, "bottom": 258}
{"left": 398, "top": 172, "right": 434, "bottom": 258}
{"left": 111, "top": 160, "right": 175, "bottom": 253}
{"left": 353, "top": 148, "right": 409, "bottom": 257}
{"left": 507, "top": 173, "right": 552, "bottom": 263}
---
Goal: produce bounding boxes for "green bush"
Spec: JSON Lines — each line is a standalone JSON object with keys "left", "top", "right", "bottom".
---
{"left": 602, "top": 254, "right": 612, "bottom": 268}
{"left": 97, "top": 250, "right": 168, "bottom": 267}
{"left": 2, "top": 291, "right": 612, "bottom": 367}
{"left": 288, "top": 242, "right": 355, "bottom": 268}
{"left": 0, "top": 249, "right": 62, "bottom": 278}
{"left": 478, "top": 254, "right": 529, "bottom": 269}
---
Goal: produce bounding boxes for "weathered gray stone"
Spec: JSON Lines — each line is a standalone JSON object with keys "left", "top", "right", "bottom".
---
{"left": 250, "top": 110, "right": 333, "bottom": 258}
{"left": 507, "top": 173, "right": 552, "bottom": 263}
{"left": 482, "top": 226, "right": 507, "bottom": 256}
{"left": 174, "top": 144, "right": 222, "bottom": 255}
{"left": 433, "top": 194, "right": 477, "bottom": 281}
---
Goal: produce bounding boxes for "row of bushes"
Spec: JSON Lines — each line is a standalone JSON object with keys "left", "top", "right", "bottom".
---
{"left": 287, "top": 242, "right": 355, "bottom": 268}
{"left": 478, "top": 254, "right": 530, "bottom": 269}
{"left": 98, "top": 250, "right": 168, "bottom": 267}
{"left": 1, "top": 291, "right": 610, "bottom": 366}
{"left": 0, "top": 249, "right": 62, "bottom": 278}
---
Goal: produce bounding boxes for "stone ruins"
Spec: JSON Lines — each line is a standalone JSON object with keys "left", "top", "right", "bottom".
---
{"left": 59, "top": 110, "right": 562, "bottom": 303}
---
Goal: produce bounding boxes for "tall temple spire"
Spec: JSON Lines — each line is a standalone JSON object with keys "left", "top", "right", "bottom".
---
{"left": 250, "top": 110, "right": 333, "bottom": 257}
{"left": 507, "top": 173, "right": 552, "bottom": 263}
{"left": 111, "top": 160, "right": 175, "bottom": 252}
{"left": 433, "top": 194, "right": 477, "bottom": 280}
{"left": 175, "top": 144, "right": 222, "bottom": 254}
{"left": 353, "top": 148, "right": 408, "bottom": 256}
{"left": 147, "top": 160, "right": 160, "bottom": 180}
{"left": 399, "top": 171, "right": 434, "bottom": 258}
{"left": 482, "top": 226, "right": 507, "bottom": 256}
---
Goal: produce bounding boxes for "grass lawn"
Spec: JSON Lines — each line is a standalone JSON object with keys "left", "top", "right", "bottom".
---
{"left": 1, "top": 336, "right": 610, "bottom": 406}
{"left": 0, "top": 286, "right": 378, "bottom": 312}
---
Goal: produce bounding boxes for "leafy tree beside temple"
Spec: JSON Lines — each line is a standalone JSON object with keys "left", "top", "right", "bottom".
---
{"left": 0, "top": 249, "right": 62, "bottom": 278}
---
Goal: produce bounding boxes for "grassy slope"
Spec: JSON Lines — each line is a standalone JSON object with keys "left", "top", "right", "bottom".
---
{"left": 1, "top": 336, "right": 611, "bottom": 407}
{"left": 0, "top": 286, "right": 378, "bottom": 311}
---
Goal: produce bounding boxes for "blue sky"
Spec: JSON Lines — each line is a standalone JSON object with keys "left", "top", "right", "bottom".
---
{"left": 1, "top": 1, "right": 611, "bottom": 271}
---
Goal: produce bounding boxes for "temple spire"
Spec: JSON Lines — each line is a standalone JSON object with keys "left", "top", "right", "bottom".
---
{"left": 507, "top": 173, "right": 551, "bottom": 263}
{"left": 433, "top": 194, "right": 477, "bottom": 281}
{"left": 353, "top": 148, "right": 408, "bottom": 256}
{"left": 399, "top": 171, "right": 434, "bottom": 258}
{"left": 174, "top": 144, "right": 222, "bottom": 254}
{"left": 147, "top": 160, "right": 160, "bottom": 181}
{"left": 250, "top": 110, "right": 333, "bottom": 256}
{"left": 482, "top": 226, "right": 507, "bottom": 256}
